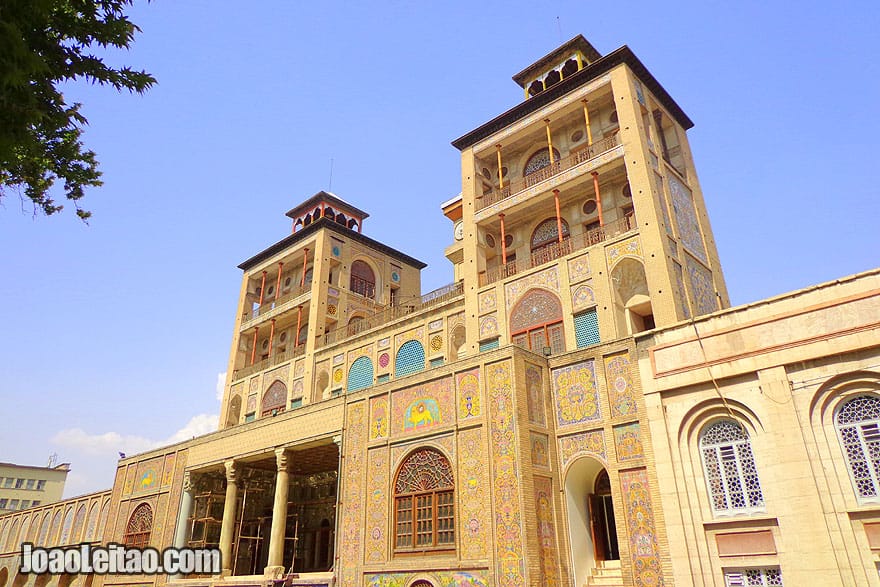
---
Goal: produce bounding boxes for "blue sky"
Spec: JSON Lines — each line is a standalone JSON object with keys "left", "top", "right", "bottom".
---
{"left": 2, "top": 1, "right": 878, "bottom": 498}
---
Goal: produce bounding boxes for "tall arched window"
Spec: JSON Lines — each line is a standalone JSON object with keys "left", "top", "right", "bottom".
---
{"left": 699, "top": 420, "right": 764, "bottom": 515}
{"left": 836, "top": 395, "right": 880, "bottom": 500}
{"left": 523, "top": 147, "right": 560, "bottom": 177}
{"left": 530, "top": 217, "right": 570, "bottom": 254}
{"left": 124, "top": 503, "right": 153, "bottom": 548}
{"left": 350, "top": 260, "right": 376, "bottom": 299}
{"left": 394, "top": 449, "right": 455, "bottom": 552}
{"left": 509, "top": 289, "right": 565, "bottom": 354}
{"left": 347, "top": 356, "right": 374, "bottom": 392}
{"left": 395, "top": 340, "right": 425, "bottom": 378}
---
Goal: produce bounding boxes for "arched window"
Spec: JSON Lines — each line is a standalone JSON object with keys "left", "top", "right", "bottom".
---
{"left": 395, "top": 340, "right": 425, "bottom": 378}
{"left": 394, "top": 449, "right": 455, "bottom": 551}
{"left": 261, "top": 380, "right": 287, "bottom": 417}
{"left": 72, "top": 505, "right": 86, "bottom": 543}
{"left": 523, "top": 147, "right": 560, "bottom": 177}
{"left": 85, "top": 503, "right": 99, "bottom": 541}
{"left": 59, "top": 507, "right": 74, "bottom": 544}
{"left": 530, "top": 217, "right": 569, "bottom": 253}
{"left": 509, "top": 289, "right": 565, "bottom": 354}
{"left": 347, "top": 356, "right": 374, "bottom": 392}
{"left": 348, "top": 315, "right": 367, "bottom": 336}
{"left": 124, "top": 503, "right": 153, "bottom": 548}
{"left": 836, "top": 395, "right": 880, "bottom": 500}
{"left": 350, "top": 260, "right": 376, "bottom": 299}
{"left": 699, "top": 420, "right": 764, "bottom": 515}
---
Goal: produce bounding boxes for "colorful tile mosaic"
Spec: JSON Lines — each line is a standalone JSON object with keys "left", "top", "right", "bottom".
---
{"left": 479, "top": 290, "right": 497, "bottom": 313}
{"left": 246, "top": 393, "right": 257, "bottom": 413}
{"left": 333, "top": 353, "right": 344, "bottom": 365}
{"left": 265, "top": 365, "right": 290, "bottom": 389}
{"left": 364, "top": 447, "right": 389, "bottom": 563}
{"left": 390, "top": 377, "right": 454, "bottom": 436}
{"left": 558, "top": 430, "right": 606, "bottom": 469}
{"left": 672, "top": 260, "right": 691, "bottom": 319}
{"left": 604, "top": 351, "right": 638, "bottom": 419}
{"left": 347, "top": 344, "right": 373, "bottom": 363}
{"left": 458, "top": 427, "right": 489, "bottom": 560}
{"left": 369, "top": 396, "right": 389, "bottom": 439}
{"left": 668, "top": 173, "right": 707, "bottom": 264}
{"left": 457, "top": 369, "right": 481, "bottom": 420}
{"left": 249, "top": 376, "right": 259, "bottom": 393}
{"left": 686, "top": 254, "right": 717, "bottom": 316}
{"left": 487, "top": 360, "right": 526, "bottom": 586}
{"left": 571, "top": 283, "right": 596, "bottom": 311}
{"left": 430, "top": 334, "right": 443, "bottom": 352}
{"left": 448, "top": 312, "right": 465, "bottom": 331}
{"left": 332, "top": 368, "right": 344, "bottom": 385}
{"left": 339, "top": 402, "right": 367, "bottom": 586}
{"left": 123, "top": 466, "right": 136, "bottom": 496}
{"left": 479, "top": 314, "right": 498, "bottom": 338}
{"left": 620, "top": 468, "right": 664, "bottom": 587}
{"left": 530, "top": 433, "right": 550, "bottom": 468}
{"left": 292, "top": 379, "right": 303, "bottom": 396}
{"left": 504, "top": 266, "right": 559, "bottom": 309}
{"left": 391, "top": 434, "right": 455, "bottom": 470}
{"left": 429, "top": 319, "right": 444, "bottom": 331}
{"left": 378, "top": 352, "right": 390, "bottom": 369}
{"left": 567, "top": 253, "right": 591, "bottom": 282}
{"left": 509, "top": 289, "right": 562, "bottom": 333}
{"left": 378, "top": 337, "right": 390, "bottom": 349}
{"left": 606, "top": 236, "right": 642, "bottom": 267}
{"left": 365, "top": 572, "right": 489, "bottom": 587}
{"left": 614, "top": 422, "right": 644, "bottom": 462}
{"left": 161, "top": 454, "right": 176, "bottom": 487}
{"left": 134, "top": 457, "right": 163, "bottom": 493}
{"left": 294, "top": 359, "right": 304, "bottom": 377}
{"left": 395, "top": 326, "right": 425, "bottom": 348}
{"left": 551, "top": 360, "right": 601, "bottom": 427}
{"left": 525, "top": 363, "right": 546, "bottom": 426}
{"left": 534, "top": 476, "right": 560, "bottom": 587}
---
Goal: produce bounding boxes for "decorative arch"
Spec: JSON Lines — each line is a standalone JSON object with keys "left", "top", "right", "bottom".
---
{"left": 347, "top": 314, "right": 367, "bottom": 336}
{"left": 27, "top": 514, "right": 41, "bottom": 541}
{"left": 395, "top": 340, "right": 425, "bottom": 378}
{"left": 72, "top": 504, "right": 87, "bottom": 543}
{"left": 347, "top": 356, "right": 374, "bottom": 392}
{"left": 85, "top": 503, "right": 100, "bottom": 541}
{"left": 4, "top": 520, "right": 19, "bottom": 552}
{"left": 124, "top": 503, "right": 153, "bottom": 548}
{"left": 523, "top": 147, "right": 561, "bottom": 176}
{"left": 226, "top": 395, "right": 242, "bottom": 427}
{"left": 48, "top": 509, "right": 62, "bottom": 545}
{"left": 261, "top": 380, "right": 287, "bottom": 416}
{"left": 393, "top": 448, "right": 455, "bottom": 551}
{"left": 350, "top": 259, "right": 376, "bottom": 299}
{"left": 0, "top": 567, "right": 7, "bottom": 587}
{"left": 37, "top": 511, "right": 51, "bottom": 545}
{"left": 449, "top": 324, "right": 466, "bottom": 361}
{"left": 509, "top": 288, "right": 565, "bottom": 354}
{"left": 699, "top": 419, "right": 764, "bottom": 515}
{"left": 60, "top": 506, "right": 75, "bottom": 544}
{"left": 97, "top": 500, "right": 110, "bottom": 541}
{"left": 316, "top": 370, "right": 330, "bottom": 400}
{"left": 836, "top": 394, "right": 880, "bottom": 501}
{"left": 531, "top": 217, "right": 570, "bottom": 252}
{"left": 17, "top": 518, "right": 31, "bottom": 551}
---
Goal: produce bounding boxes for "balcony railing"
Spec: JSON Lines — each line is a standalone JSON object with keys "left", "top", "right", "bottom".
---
{"left": 321, "top": 281, "right": 464, "bottom": 346}
{"left": 479, "top": 215, "right": 635, "bottom": 287}
{"left": 477, "top": 134, "right": 620, "bottom": 212}
{"left": 232, "top": 344, "right": 306, "bottom": 381}
{"left": 241, "top": 284, "right": 310, "bottom": 325}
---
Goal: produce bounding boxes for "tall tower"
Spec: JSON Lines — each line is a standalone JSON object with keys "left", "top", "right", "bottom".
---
{"left": 446, "top": 35, "right": 729, "bottom": 356}
{"left": 218, "top": 191, "right": 426, "bottom": 429}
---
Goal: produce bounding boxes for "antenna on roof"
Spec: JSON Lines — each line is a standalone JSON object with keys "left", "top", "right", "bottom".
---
{"left": 556, "top": 16, "right": 562, "bottom": 42}
{"left": 329, "top": 158, "right": 334, "bottom": 192}
{"left": 48, "top": 453, "right": 57, "bottom": 468}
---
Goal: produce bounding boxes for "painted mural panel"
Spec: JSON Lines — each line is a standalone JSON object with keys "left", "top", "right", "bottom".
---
{"left": 567, "top": 253, "right": 591, "bottom": 282}
{"left": 369, "top": 395, "right": 389, "bottom": 439}
{"left": 391, "top": 377, "right": 454, "bottom": 436}
{"left": 339, "top": 401, "right": 367, "bottom": 585}
{"left": 458, "top": 428, "right": 489, "bottom": 560}
{"left": 620, "top": 468, "right": 664, "bottom": 587}
{"left": 530, "top": 433, "right": 550, "bottom": 468}
{"left": 365, "top": 571, "right": 489, "bottom": 587}
{"left": 134, "top": 457, "right": 163, "bottom": 493}
{"left": 534, "top": 476, "right": 560, "bottom": 587}
{"left": 551, "top": 360, "right": 600, "bottom": 427}
{"left": 558, "top": 430, "right": 606, "bottom": 469}
{"left": 606, "top": 236, "right": 642, "bottom": 266}
{"left": 457, "top": 369, "right": 481, "bottom": 420}
{"left": 603, "top": 351, "right": 638, "bottom": 419}
{"left": 479, "top": 289, "right": 497, "bottom": 313}
{"left": 614, "top": 422, "right": 644, "bottom": 462}
{"left": 525, "top": 363, "right": 546, "bottom": 426}
{"left": 672, "top": 260, "right": 691, "bottom": 319}
{"left": 364, "top": 447, "right": 389, "bottom": 563}
{"left": 487, "top": 360, "right": 527, "bottom": 586}
{"left": 668, "top": 174, "right": 707, "bottom": 264}
{"left": 504, "top": 266, "right": 559, "bottom": 309}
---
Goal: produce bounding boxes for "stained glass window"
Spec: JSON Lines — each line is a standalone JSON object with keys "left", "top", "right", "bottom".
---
{"left": 700, "top": 420, "right": 764, "bottom": 515}
{"left": 394, "top": 449, "right": 455, "bottom": 551}
{"left": 509, "top": 290, "right": 565, "bottom": 354}
{"left": 836, "top": 395, "right": 880, "bottom": 500}
{"left": 261, "top": 380, "right": 287, "bottom": 416}
{"left": 530, "top": 218, "right": 570, "bottom": 251}
{"left": 523, "top": 148, "right": 560, "bottom": 176}
{"left": 124, "top": 503, "right": 153, "bottom": 548}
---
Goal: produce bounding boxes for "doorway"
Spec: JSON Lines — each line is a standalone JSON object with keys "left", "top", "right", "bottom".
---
{"left": 588, "top": 470, "right": 619, "bottom": 561}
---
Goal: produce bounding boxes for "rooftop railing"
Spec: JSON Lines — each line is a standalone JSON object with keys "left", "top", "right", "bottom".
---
{"left": 232, "top": 345, "right": 306, "bottom": 381}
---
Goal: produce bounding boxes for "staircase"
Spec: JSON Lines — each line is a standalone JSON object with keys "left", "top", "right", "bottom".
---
{"left": 586, "top": 559, "right": 623, "bottom": 586}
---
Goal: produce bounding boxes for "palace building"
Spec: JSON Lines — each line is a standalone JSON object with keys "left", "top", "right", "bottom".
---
{"left": 1, "top": 35, "right": 880, "bottom": 587}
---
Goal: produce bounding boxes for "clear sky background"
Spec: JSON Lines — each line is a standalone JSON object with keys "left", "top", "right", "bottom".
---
{"left": 1, "top": 1, "right": 878, "bottom": 498}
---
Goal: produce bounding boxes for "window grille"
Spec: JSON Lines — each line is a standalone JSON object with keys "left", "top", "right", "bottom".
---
{"left": 836, "top": 395, "right": 880, "bottom": 500}
{"left": 700, "top": 420, "right": 764, "bottom": 514}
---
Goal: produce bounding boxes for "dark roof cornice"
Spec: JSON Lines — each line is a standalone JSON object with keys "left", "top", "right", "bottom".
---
{"left": 452, "top": 45, "right": 693, "bottom": 151}
{"left": 238, "top": 217, "right": 427, "bottom": 271}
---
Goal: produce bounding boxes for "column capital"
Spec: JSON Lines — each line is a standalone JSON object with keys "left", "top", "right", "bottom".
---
{"left": 224, "top": 460, "right": 238, "bottom": 483}
{"left": 498, "top": 212, "right": 505, "bottom": 219}
{"left": 495, "top": 143, "right": 502, "bottom": 150}
{"left": 183, "top": 471, "right": 193, "bottom": 493}
{"left": 275, "top": 448, "right": 291, "bottom": 472}
{"left": 332, "top": 435, "right": 342, "bottom": 448}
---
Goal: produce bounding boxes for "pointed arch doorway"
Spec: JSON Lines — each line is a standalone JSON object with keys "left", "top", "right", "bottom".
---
{"left": 564, "top": 458, "right": 620, "bottom": 586}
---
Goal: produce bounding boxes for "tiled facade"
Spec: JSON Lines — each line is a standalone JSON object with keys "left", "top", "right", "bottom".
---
{"left": 2, "top": 34, "right": 880, "bottom": 587}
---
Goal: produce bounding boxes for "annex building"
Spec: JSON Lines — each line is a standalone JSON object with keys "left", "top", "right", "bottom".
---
{"left": 1, "top": 35, "right": 880, "bottom": 587}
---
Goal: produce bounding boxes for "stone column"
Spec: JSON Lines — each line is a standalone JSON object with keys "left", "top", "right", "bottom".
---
{"left": 265, "top": 448, "right": 291, "bottom": 578}
{"left": 218, "top": 460, "right": 238, "bottom": 575}
{"left": 173, "top": 472, "right": 195, "bottom": 549}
